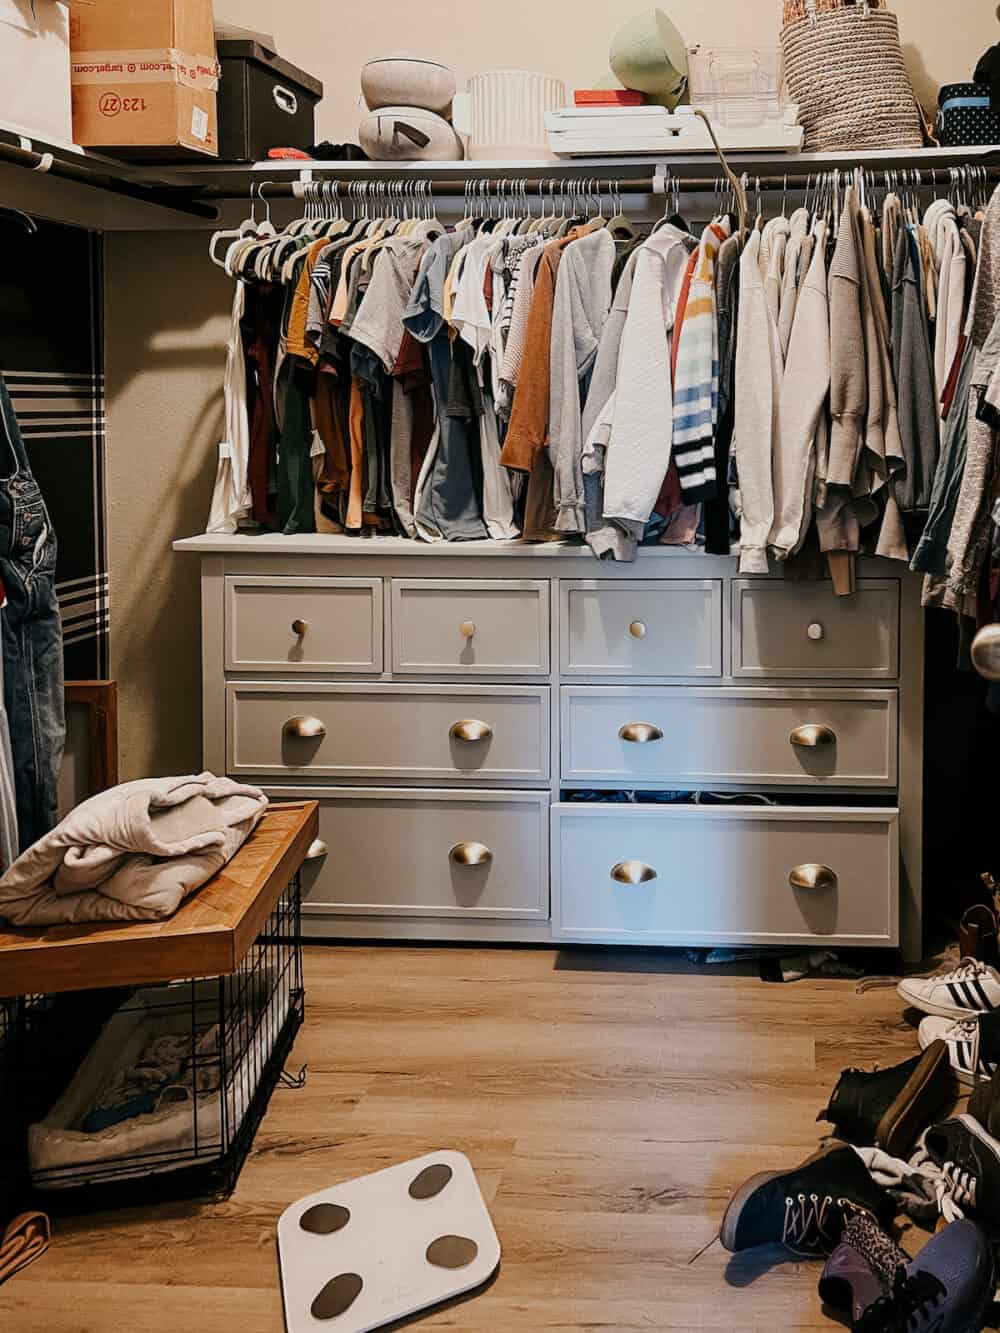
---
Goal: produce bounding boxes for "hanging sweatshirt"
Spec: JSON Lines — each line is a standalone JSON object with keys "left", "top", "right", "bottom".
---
{"left": 602, "top": 226, "right": 692, "bottom": 527}
{"left": 671, "top": 218, "right": 730, "bottom": 502}
{"left": 827, "top": 188, "right": 868, "bottom": 493}
{"left": 770, "top": 220, "right": 829, "bottom": 560}
{"left": 734, "top": 229, "right": 783, "bottom": 575}
{"left": 548, "top": 227, "right": 615, "bottom": 534}
{"left": 892, "top": 222, "right": 940, "bottom": 513}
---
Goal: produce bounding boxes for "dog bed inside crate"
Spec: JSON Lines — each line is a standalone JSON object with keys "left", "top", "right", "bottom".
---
{"left": 29, "top": 970, "right": 290, "bottom": 1189}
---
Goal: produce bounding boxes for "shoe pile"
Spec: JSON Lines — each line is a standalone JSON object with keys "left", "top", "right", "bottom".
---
{"left": 718, "top": 935, "right": 1000, "bottom": 1329}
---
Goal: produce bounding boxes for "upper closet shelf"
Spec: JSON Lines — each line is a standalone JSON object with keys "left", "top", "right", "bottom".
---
{"left": 1, "top": 126, "right": 998, "bottom": 231}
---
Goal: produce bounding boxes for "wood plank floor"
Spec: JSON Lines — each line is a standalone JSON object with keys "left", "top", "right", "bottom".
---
{"left": 1, "top": 945, "right": 938, "bottom": 1332}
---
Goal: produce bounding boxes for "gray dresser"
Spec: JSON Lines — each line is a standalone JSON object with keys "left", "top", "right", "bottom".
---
{"left": 175, "top": 536, "right": 924, "bottom": 960}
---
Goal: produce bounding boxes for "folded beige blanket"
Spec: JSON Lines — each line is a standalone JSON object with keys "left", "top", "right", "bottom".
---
{"left": 0, "top": 1212, "right": 49, "bottom": 1285}
{"left": 0, "top": 774, "right": 268, "bottom": 927}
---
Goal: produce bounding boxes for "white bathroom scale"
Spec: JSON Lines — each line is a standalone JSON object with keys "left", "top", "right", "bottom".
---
{"left": 277, "top": 1150, "right": 501, "bottom": 1331}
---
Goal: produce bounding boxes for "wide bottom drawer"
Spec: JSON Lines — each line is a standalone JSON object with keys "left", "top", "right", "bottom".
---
{"left": 268, "top": 788, "right": 549, "bottom": 921}
{"left": 552, "top": 804, "right": 898, "bottom": 947}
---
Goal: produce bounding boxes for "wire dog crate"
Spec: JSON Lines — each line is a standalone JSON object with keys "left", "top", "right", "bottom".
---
{"left": 1, "top": 874, "right": 304, "bottom": 1208}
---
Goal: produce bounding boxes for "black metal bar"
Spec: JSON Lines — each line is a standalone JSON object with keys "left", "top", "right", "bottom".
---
{"left": 191, "top": 163, "right": 1000, "bottom": 203}
{"left": 0, "top": 140, "right": 220, "bottom": 219}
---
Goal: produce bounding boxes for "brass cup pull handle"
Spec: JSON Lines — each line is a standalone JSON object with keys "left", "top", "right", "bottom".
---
{"left": 629, "top": 620, "right": 647, "bottom": 639}
{"left": 789, "top": 863, "right": 838, "bottom": 891}
{"left": 283, "top": 715, "right": 327, "bottom": 740}
{"left": 972, "top": 623, "right": 1000, "bottom": 681}
{"left": 619, "top": 722, "right": 664, "bottom": 744}
{"left": 460, "top": 621, "right": 476, "bottom": 639}
{"left": 789, "top": 724, "right": 837, "bottom": 748}
{"left": 449, "top": 719, "right": 494, "bottom": 743}
{"left": 449, "top": 841, "right": 493, "bottom": 867}
{"left": 305, "top": 839, "right": 328, "bottom": 861}
{"left": 291, "top": 618, "right": 309, "bottom": 637}
{"left": 611, "top": 861, "right": 658, "bottom": 885}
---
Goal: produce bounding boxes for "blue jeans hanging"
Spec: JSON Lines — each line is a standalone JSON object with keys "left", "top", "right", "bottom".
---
{"left": 0, "top": 375, "right": 64, "bottom": 852}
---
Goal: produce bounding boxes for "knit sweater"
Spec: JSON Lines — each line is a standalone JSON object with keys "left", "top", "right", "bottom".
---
{"left": 671, "top": 218, "right": 730, "bottom": 501}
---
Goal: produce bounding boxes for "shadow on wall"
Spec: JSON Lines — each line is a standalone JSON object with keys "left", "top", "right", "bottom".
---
{"left": 105, "top": 230, "right": 232, "bottom": 781}
{"left": 901, "top": 43, "right": 937, "bottom": 126}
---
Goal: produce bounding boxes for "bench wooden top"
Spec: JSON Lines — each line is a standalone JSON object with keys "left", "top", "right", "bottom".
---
{"left": 0, "top": 801, "right": 318, "bottom": 997}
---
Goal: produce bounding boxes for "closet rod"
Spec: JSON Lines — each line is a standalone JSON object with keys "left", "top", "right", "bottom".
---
{"left": 0, "top": 140, "right": 220, "bottom": 220}
{"left": 196, "top": 165, "right": 1000, "bottom": 202}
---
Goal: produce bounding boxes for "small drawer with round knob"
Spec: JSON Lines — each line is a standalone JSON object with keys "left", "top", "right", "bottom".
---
{"left": 561, "top": 579, "right": 722, "bottom": 678}
{"left": 733, "top": 579, "right": 900, "bottom": 679}
{"left": 391, "top": 579, "right": 549, "bottom": 676}
{"left": 225, "top": 575, "right": 383, "bottom": 674}
{"left": 228, "top": 683, "right": 549, "bottom": 781}
{"left": 553, "top": 803, "right": 898, "bottom": 946}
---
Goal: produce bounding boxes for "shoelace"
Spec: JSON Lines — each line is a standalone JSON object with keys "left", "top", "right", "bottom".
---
{"left": 934, "top": 1159, "right": 978, "bottom": 1224}
{"left": 937, "top": 957, "right": 992, "bottom": 986}
{"left": 781, "top": 1192, "right": 841, "bottom": 1253}
{"left": 855, "top": 1266, "right": 946, "bottom": 1332}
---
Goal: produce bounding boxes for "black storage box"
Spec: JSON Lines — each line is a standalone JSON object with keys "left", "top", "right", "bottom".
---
{"left": 216, "top": 41, "right": 323, "bottom": 162}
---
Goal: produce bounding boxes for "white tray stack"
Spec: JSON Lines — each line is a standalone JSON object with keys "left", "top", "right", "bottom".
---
{"left": 546, "top": 104, "right": 803, "bottom": 155}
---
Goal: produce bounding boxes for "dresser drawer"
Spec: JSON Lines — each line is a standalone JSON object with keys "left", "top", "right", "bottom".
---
{"left": 391, "top": 579, "right": 549, "bottom": 676}
{"left": 560, "top": 580, "right": 722, "bottom": 677}
{"left": 552, "top": 805, "right": 898, "bottom": 946}
{"left": 225, "top": 576, "right": 383, "bottom": 674}
{"left": 229, "top": 684, "right": 549, "bottom": 782}
{"left": 273, "top": 788, "right": 548, "bottom": 920}
{"left": 561, "top": 687, "right": 897, "bottom": 788}
{"left": 733, "top": 579, "right": 899, "bottom": 678}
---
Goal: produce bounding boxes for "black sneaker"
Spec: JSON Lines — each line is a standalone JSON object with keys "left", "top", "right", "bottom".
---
{"left": 819, "top": 1041, "right": 954, "bottom": 1156}
{"left": 924, "top": 1114, "right": 1000, "bottom": 1229}
{"left": 720, "top": 1144, "right": 897, "bottom": 1257}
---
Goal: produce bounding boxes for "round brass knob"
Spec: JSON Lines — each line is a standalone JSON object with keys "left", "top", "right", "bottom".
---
{"left": 619, "top": 722, "right": 664, "bottom": 744}
{"left": 789, "top": 863, "right": 838, "bottom": 891}
{"left": 449, "top": 719, "right": 494, "bottom": 742}
{"left": 460, "top": 621, "right": 476, "bottom": 639}
{"left": 611, "top": 861, "right": 657, "bottom": 885}
{"left": 629, "top": 620, "right": 647, "bottom": 639}
{"left": 449, "top": 841, "right": 492, "bottom": 867}
{"left": 971, "top": 623, "right": 1000, "bottom": 681}
{"left": 807, "top": 622, "right": 825, "bottom": 642}
{"left": 305, "top": 839, "right": 328, "bottom": 861}
{"left": 292, "top": 618, "right": 309, "bottom": 637}
{"left": 283, "top": 715, "right": 327, "bottom": 739}
{"left": 789, "top": 724, "right": 836, "bottom": 748}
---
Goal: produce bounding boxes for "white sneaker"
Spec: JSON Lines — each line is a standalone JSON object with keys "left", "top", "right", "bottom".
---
{"left": 919, "top": 1014, "right": 999, "bottom": 1087}
{"left": 897, "top": 958, "right": 1000, "bottom": 1019}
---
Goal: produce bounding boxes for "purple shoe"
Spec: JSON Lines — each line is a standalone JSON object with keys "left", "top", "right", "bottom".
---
{"left": 855, "top": 1220, "right": 995, "bottom": 1332}
{"left": 819, "top": 1213, "right": 910, "bottom": 1323}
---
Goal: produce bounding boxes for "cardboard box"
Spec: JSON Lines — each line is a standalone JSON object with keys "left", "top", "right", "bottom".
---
{"left": 69, "top": 0, "right": 219, "bottom": 158}
{"left": 0, "top": 0, "right": 73, "bottom": 145}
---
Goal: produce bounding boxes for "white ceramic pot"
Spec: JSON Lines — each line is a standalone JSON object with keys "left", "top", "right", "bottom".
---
{"left": 361, "top": 56, "right": 456, "bottom": 117}
{"left": 358, "top": 106, "right": 464, "bottom": 161}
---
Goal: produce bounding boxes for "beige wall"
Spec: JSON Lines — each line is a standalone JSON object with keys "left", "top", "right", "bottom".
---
{"left": 105, "top": 1, "right": 1000, "bottom": 779}
{"left": 106, "top": 232, "right": 231, "bottom": 779}
{"left": 217, "top": 0, "right": 1000, "bottom": 143}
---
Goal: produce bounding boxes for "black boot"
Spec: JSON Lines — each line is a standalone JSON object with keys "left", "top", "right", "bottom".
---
{"left": 720, "top": 1144, "right": 897, "bottom": 1257}
{"left": 818, "top": 1041, "right": 954, "bottom": 1157}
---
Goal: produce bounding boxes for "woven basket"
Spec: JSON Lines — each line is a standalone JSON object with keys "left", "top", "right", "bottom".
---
{"left": 781, "top": 0, "right": 923, "bottom": 152}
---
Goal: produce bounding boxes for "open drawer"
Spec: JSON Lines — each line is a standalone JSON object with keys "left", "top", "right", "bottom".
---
{"left": 552, "top": 803, "right": 898, "bottom": 947}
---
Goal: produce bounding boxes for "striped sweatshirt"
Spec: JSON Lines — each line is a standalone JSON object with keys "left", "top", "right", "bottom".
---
{"left": 671, "top": 218, "right": 731, "bottom": 500}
